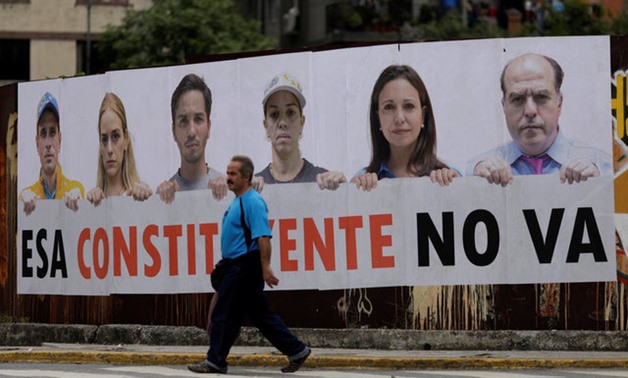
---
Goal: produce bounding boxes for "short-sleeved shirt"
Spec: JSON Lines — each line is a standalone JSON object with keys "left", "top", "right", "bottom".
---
{"left": 255, "top": 158, "right": 327, "bottom": 184}
{"left": 221, "top": 188, "right": 272, "bottom": 259}
{"left": 19, "top": 164, "right": 85, "bottom": 200}
{"left": 465, "top": 131, "right": 613, "bottom": 176}
{"left": 169, "top": 166, "right": 224, "bottom": 191}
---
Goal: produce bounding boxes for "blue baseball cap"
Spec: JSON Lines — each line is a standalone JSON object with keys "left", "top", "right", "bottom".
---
{"left": 37, "top": 92, "right": 60, "bottom": 124}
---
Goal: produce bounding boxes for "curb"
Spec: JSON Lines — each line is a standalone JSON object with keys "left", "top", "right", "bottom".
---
{"left": 2, "top": 324, "right": 628, "bottom": 351}
{"left": 2, "top": 324, "right": 628, "bottom": 370}
{"left": 0, "top": 350, "right": 201, "bottom": 365}
{"left": 1, "top": 350, "right": 628, "bottom": 369}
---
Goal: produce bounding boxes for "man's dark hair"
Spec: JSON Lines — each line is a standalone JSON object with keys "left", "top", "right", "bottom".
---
{"left": 170, "top": 73, "right": 212, "bottom": 125}
{"left": 232, "top": 155, "right": 254, "bottom": 183}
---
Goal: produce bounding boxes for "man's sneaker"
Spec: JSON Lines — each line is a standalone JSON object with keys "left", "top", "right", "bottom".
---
{"left": 281, "top": 346, "right": 311, "bottom": 373}
{"left": 188, "top": 359, "right": 227, "bottom": 374}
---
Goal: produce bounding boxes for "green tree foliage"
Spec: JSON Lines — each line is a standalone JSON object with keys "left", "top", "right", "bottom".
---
{"left": 387, "top": 0, "right": 413, "bottom": 26}
{"left": 542, "top": 0, "right": 610, "bottom": 35}
{"left": 415, "top": 0, "right": 628, "bottom": 41}
{"left": 419, "top": 9, "right": 505, "bottom": 40}
{"left": 328, "top": 0, "right": 364, "bottom": 31}
{"left": 334, "top": 0, "right": 628, "bottom": 41}
{"left": 98, "top": 0, "right": 275, "bottom": 69}
{"left": 611, "top": 10, "right": 628, "bottom": 35}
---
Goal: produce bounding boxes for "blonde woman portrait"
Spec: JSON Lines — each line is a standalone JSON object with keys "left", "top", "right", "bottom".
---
{"left": 87, "top": 92, "right": 152, "bottom": 205}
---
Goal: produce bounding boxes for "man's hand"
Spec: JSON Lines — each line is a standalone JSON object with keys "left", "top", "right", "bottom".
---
{"left": 129, "top": 182, "right": 153, "bottom": 201}
{"left": 252, "top": 176, "right": 264, "bottom": 193}
{"left": 156, "top": 180, "right": 179, "bottom": 204}
{"left": 560, "top": 160, "right": 599, "bottom": 184}
{"left": 429, "top": 168, "right": 459, "bottom": 187}
{"left": 351, "top": 172, "right": 378, "bottom": 192}
{"left": 473, "top": 156, "right": 513, "bottom": 187}
{"left": 86, "top": 187, "right": 106, "bottom": 206}
{"left": 262, "top": 266, "right": 279, "bottom": 288}
{"left": 258, "top": 236, "right": 278, "bottom": 288}
{"left": 64, "top": 188, "right": 81, "bottom": 212}
{"left": 316, "top": 171, "right": 347, "bottom": 190}
{"left": 20, "top": 189, "right": 39, "bottom": 215}
{"left": 208, "top": 177, "right": 228, "bottom": 200}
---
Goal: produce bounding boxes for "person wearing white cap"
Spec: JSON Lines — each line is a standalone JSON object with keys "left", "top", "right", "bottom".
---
{"left": 255, "top": 73, "right": 347, "bottom": 190}
{"left": 206, "top": 73, "right": 346, "bottom": 341}
{"left": 19, "top": 92, "right": 84, "bottom": 215}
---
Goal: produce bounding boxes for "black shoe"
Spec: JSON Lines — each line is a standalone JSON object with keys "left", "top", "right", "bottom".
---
{"left": 281, "top": 346, "right": 311, "bottom": 373}
{"left": 188, "top": 359, "right": 227, "bottom": 374}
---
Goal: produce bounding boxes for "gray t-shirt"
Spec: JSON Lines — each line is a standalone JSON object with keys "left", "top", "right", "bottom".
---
{"left": 255, "top": 158, "right": 327, "bottom": 184}
{"left": 169, "top": 167, "right": 224, "bottom": 191}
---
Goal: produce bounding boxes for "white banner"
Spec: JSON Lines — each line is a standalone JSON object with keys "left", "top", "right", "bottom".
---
{"left": 17, "top": 175, "right": 616, "bottom": 295}
{"left": 16, "top": 36, "right": 616, "bottom": 294}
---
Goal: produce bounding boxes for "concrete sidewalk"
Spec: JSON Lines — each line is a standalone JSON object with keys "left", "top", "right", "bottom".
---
{"left": 1, "top": 343, "right": 628, "bottom": 369}
{"left": 0, "top": 324, "right": 627, "bottom": 369}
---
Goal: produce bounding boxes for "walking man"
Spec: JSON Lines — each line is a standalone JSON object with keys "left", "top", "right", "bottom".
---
{"left": 188, "top": 155, "right": 311, "bottom": 374}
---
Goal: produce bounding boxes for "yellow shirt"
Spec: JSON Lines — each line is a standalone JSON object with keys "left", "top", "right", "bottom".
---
{"left": 19, "top": 164, "right": 84, "bottom": 200}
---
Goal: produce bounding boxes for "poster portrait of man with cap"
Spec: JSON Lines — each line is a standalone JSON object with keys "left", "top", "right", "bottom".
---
{"left": 19, "top": 92, "right": 85, "bottom": 215}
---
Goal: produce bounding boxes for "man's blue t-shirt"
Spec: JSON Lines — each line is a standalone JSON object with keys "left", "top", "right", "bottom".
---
{"left": 221, "top": 189, "right": 272, "bottom": 259}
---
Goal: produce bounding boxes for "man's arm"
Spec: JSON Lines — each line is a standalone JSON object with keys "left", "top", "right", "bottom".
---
{"left": 258, "top": 236, "right": 279, "bottom": 288}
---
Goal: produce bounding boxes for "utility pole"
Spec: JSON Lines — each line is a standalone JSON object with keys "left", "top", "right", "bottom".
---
{"left": 86, "top": 0, "right": 92, "bottom": 75}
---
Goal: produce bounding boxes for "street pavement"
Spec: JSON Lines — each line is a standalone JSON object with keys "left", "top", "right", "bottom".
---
{"left": 2, "top": 363, "right": 628, "bottom": 378}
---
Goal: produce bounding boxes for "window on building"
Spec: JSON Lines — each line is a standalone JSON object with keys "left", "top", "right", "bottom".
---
{"left": 283, "top": 0, "right": 300, "bottom": 34}
{"left": 0, "top": 39, "right": 29, "bottom": 81}
{"left": 267, "top": 0, "right": 279, "bottom": 22}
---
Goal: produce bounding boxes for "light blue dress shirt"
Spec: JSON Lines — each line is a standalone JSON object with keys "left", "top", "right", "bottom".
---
{"left": 466, "top": 131, "right": 613, "bottom": 177}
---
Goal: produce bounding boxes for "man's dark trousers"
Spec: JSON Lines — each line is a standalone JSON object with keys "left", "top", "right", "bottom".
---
{"left": 207, "top": 251, "right": 306, "bottom": 369}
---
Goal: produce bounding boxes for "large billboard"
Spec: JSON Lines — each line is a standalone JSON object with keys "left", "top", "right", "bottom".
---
{"left": 17, "top": 36, "right": 616, "bottom": 295}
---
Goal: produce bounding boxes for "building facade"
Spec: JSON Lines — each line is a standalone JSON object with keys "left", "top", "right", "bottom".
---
{"left": 0, "top": 0, "right": 151, "bottom": 85}
{"left": 2, "top": 0, "right": 624, "bottom": 85}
